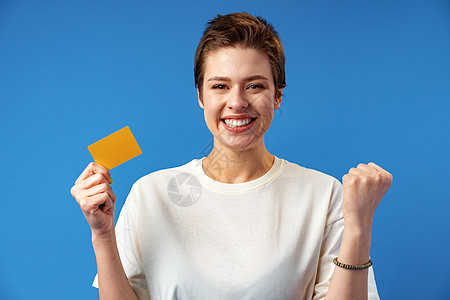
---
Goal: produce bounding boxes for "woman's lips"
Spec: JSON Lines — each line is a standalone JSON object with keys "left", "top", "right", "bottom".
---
{"left": 221, "top": 117, "right": 257, "bottom": 133}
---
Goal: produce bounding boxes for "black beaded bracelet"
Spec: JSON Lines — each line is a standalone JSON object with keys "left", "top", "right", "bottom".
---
{"left": 333, "top": 257, "right": 373, "bottom": 270}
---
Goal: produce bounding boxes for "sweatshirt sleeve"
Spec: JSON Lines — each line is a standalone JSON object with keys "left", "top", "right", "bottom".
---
{"left": 313, "top": 179, "right": 380, "bottom": 299}
{"left": 92, "top": 184, "right": 151, "bottom": 300}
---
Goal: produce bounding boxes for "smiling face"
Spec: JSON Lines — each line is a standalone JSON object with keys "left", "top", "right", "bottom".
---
{"left": 198, "top": 47, "right": 282, "bottom": 152}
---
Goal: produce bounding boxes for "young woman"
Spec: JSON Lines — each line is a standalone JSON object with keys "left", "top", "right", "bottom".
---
{"left": 71, "top": 12, "right": 392, "bottom": 300}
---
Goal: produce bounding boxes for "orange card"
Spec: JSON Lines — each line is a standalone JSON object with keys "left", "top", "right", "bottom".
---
{"left": 87, "top": 126, "right": 142, "bottom": 170}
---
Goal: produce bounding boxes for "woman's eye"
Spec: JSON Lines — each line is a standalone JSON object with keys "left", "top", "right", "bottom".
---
{"left": 212, "top": 84, "right": 227, "bottom": 89}
{"left": 248, "top": 84, "right": 264, "bottom": 90}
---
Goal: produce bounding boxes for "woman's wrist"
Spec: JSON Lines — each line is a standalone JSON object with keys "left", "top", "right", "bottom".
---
{"left": 343, "top": 212, "right": 374, "bottom": 233}
{"left": 339, "top": 223, "right": 372, "bottom": 265}
{"left": 92, "top": 229, "right": 116, "bottom": 248}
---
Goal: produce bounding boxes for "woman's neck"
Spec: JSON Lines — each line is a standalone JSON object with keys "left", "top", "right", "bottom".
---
{"left": 202, "top": 142, "right": 274, "bottom": 184}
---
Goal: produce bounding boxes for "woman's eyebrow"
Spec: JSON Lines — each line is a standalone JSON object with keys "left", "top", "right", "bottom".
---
{"left": 206, "top": 75, "right": 269, "bottom": 82}
{"left": 207, "top": 76, "right": 231, "bottom": 82}
{"left": 244, "top": 75, "right": 270, "bottom": 82}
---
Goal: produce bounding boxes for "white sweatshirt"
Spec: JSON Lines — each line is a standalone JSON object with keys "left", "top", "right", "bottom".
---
{"left": 93, "top": 156, "right": 379, "bottom": 299}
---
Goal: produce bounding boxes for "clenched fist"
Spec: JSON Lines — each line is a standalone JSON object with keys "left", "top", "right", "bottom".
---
{"left": 342, "top": 162, "right": 393, "bottom": 229}
{"left": 71, "top": 162, "right": 116, "bottom": 237}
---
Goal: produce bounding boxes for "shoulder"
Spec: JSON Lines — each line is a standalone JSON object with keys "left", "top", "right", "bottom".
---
{"left": 277, "top": 158, "right": 344, "bottom": 225}
{"left": 280, "top": 158, "right": 342, "bottom": 189}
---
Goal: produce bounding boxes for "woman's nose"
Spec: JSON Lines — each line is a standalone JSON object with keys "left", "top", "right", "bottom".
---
{"left": 227, "top": 88, "right": 249, "bottom": 110}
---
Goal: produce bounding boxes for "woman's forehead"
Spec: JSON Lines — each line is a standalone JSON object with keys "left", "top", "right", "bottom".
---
{"left": 203, "top": 47, "right": 272, "bottom": 80}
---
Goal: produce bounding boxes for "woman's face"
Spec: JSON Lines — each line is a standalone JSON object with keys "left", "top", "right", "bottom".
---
{"left": 198, "top": 47, "right": 282, "bottom": 152}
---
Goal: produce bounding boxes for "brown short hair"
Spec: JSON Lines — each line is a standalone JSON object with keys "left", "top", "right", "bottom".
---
{"left": 194, "top": 12, "right": 286, "bottom": 98}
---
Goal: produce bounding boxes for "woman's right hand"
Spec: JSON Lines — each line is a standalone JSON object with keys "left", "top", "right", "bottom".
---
{"left": 71, "top": 162, "right": 116, "bottom": 238}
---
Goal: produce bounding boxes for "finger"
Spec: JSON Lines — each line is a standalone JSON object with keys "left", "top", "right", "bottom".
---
{"left": 356, "top": 163, "right": 374, "bottom": 172}
{"left": 83, "top": 182, "right": 109, "bottom": 197}
{"left": 348, "top": 167, "right": 366, "bottom": 175}
{"left": 82, "top": 182, "right": 116, "bottom": 204}
{"left": 83, "top": 194, "right": 114, "bottom": 215}
{"left": 90, "top": 193, "right": 115, "bottom": 213}
{"left": 71, "top": 173, "right": 109, "bottom": 202}
{"left": 367, "top": 162, "right": 386, "bottom": 173}
{"left": 75, "top": 163, "right": 95, "bottom": 185}
{"left": 368, "top": 162, "right": 393, "bottom": 179}
{"left": 70, "top": 184, "right": 80, "bottom": 199}
{"left": 79, "top": 192, "right": 109, "bottom": 213}
{"left": 100, "top": 196, "right": 114, "bottom": 212}
{"left": 100, "top": 185, "right": 116, "bottom": 205}
{"left": 75, "top": 162, "right": 111, "bottom": 185}
{"left": 79, "top": 172, "right": 109, "bottom": 190}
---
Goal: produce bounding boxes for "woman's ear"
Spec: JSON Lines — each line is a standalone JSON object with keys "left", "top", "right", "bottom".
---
{"left": 274, "top": 88, "right": 283, "bottom": 110}
{"left": 197, "top": 88, "right": 204, "bottom": 109}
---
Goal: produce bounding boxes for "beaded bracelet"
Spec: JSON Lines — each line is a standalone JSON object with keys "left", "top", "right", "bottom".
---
{"left": 333, "top": 257, "right": 373, "bottom": 270}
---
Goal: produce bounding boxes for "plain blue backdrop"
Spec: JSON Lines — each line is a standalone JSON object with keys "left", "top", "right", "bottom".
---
{"left": 1, "top": 0, "right": 449, "bottom": 299}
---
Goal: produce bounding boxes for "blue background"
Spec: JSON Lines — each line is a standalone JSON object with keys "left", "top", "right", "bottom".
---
{"left": 1, "top": 0, "right": 449, "bottom": 299}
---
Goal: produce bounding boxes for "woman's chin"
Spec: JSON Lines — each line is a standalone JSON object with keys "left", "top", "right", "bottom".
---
{"left": 217, "top": 137, "right": 262, "bottom": 153}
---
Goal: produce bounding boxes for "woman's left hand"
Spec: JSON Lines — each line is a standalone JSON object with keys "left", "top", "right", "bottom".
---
{"left": 342, "top": 162, "right": 393, "bottom": 229}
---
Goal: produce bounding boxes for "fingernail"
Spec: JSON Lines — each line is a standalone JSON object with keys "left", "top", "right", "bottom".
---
{"left": 109, "top": 177, "right": 113, "bottom": 184}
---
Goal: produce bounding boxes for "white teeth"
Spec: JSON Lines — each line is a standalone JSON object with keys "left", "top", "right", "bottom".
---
{"left": 224, "top": 118, "right": 252, "bottom": 128}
